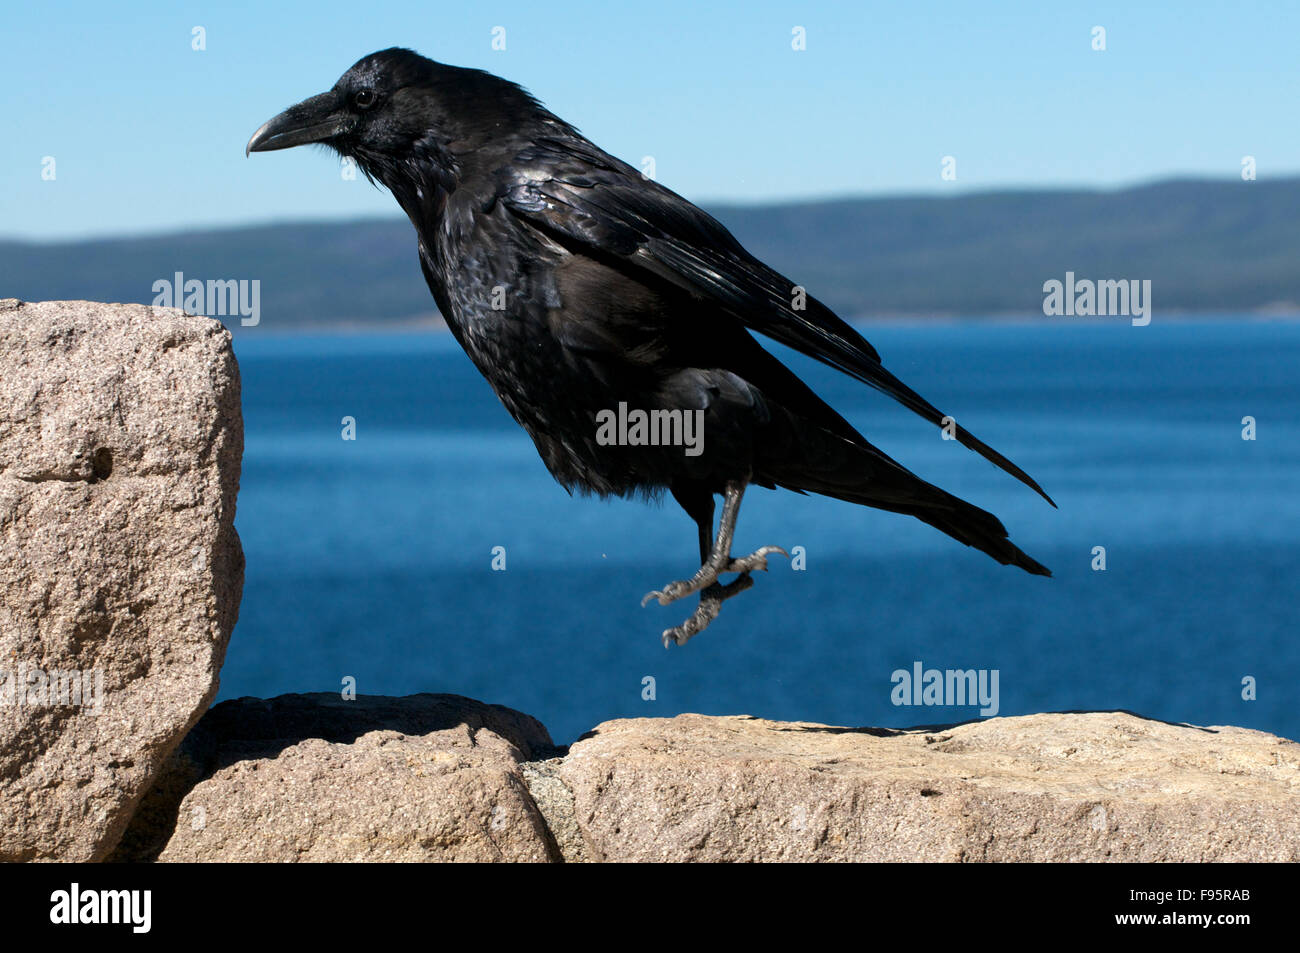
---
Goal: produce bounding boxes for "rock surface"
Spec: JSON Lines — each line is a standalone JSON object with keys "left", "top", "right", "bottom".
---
{"left": 117, "top": 697, "right": 1299, "bottom": 863}
{"left": 114, "top": 693, "right": 559, "bottom": 862}
{"left": 554, "top": 711, "right": 1300, "bottom": 861}
{"left": 0, "top": 299, "right": 243, "bottom": 861}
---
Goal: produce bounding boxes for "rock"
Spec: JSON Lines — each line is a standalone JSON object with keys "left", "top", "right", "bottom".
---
{"left": 520, "top": 757, "right": 591, "bottom": 863}
{"left": 116, "top": 693, "right": 560, "bottom": 862}
{"left": 557, "top": 711, "right": 1300, "bottom": 862}
{"left": 0, "top": 299, "right": 243, "bottom": 861}
{"left": 113, "top": 700, "right": 1299, "bottom": 863}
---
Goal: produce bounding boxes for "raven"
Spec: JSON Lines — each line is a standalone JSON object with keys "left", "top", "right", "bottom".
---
{"left": 247, "top": 48, "right": 1054, "bottom": 647}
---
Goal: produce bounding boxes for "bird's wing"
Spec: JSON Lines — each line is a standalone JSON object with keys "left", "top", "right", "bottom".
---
{"left": 497, "top": 136, "right": 1055, "bottom": 506}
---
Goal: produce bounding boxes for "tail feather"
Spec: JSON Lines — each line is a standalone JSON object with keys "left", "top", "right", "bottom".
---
{"left": 763, "top": 419, "right": 1052, "bottom": 576}
{"left": 819, "top": 481, "right": 1052, "bottom": 577}
{"left": 848, "top": 361, "right": 1058, "bottom": 510}
{"left": 901, "top": 498, "right": 1051, "bottom": 576}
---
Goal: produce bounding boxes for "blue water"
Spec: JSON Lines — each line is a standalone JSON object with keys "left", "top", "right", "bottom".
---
{"left": 221, "top": 318, "right": 1300, "bottom": 744}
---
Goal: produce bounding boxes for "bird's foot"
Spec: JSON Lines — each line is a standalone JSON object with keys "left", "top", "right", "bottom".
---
{"left": 660, "top": 574, "right": 755, "bottom": 648}
{"left": 725, "top": 545, "right": 788, "bottom": 576}
{"left": 641, "top": 545, "right": 788, "bottom": 607}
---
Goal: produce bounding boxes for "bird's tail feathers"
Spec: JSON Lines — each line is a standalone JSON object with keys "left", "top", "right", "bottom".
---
{"left": 838, "top": 355, "right": 1057, "bottom": 509}
{"left": 769, "top": 431, "right": 1052, "bottom": 577}
{"left": 822, "top": 479, "right": 1052, "bottom": 577}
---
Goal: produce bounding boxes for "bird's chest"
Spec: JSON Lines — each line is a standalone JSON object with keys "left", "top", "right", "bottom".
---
{"left": 429, "top": 216, "right": 613, "bottom": 428}
{"left": 423, "top": 201, "right": 682, "bottom": 495}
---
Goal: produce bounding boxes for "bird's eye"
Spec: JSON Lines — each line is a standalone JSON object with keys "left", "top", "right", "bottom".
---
{"left": 353, "top": 89, "right": 377, "bottom": 109}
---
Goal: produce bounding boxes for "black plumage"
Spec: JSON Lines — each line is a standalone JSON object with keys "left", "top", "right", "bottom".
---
{"left": 247, "top": 48, "right": 1053, "bottom": 646}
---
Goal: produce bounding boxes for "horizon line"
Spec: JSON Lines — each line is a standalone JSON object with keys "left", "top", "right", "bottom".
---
{"left": 4, "top": 171, "right": 1292, "bottom": 246}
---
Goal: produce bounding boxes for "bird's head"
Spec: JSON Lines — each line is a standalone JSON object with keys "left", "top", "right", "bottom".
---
{"left": 246, "top": 49, "right": 443, "bottom": 170}
{"left": 247, "top": 47, "right": 551, "bottom": 192}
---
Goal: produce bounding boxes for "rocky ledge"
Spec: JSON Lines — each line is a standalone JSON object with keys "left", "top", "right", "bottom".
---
{"left": 112, "top": 696, "right": 1299, "bottom": 863}
{"left": 2, "top": 301, "right": 1297, "bottom": 863}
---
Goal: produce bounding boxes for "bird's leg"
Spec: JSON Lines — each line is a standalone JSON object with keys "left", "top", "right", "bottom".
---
{"left": 643, "top": 479, "right": 789, "bottom": 647}
{"left": 642, "top": 480, "right": 775, "bottom": 605}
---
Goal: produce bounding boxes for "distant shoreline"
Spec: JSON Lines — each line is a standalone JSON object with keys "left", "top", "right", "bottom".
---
{"left": 8, "top": 176, "right": 1299, "bottom": 327}
{"left": 219, "top": 308, "right": 1300, "bottom": 338}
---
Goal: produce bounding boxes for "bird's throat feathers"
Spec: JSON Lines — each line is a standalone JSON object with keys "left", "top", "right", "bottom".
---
{"left": 354, "top": 140, "right": 459, "bottom": 235}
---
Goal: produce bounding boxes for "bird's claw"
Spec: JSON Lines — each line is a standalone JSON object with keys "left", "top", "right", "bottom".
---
{"left": 724, "top": 545, "right": 789, "bottom": 575}
{"left": 660, "top": 600, "right": 721, "bottom": 647}
{"left": 641, "top": 570, "right": 713, "bottom": 606}
{"left": 642, "top": 545, "right": 789, "bottom": 609}
{"left": 641, "top": 579, "right": 697, "bottom": 607}
{"left": 660, "top": 574, "right": 756, "bottom": 647}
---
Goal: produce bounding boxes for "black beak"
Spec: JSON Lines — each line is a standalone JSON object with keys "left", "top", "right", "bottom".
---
{"left": 246, "top": 91, "right": 350, "bottom": 156}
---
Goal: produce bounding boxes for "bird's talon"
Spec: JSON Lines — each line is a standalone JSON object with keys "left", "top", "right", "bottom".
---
{"left": 641, "top": 574, "right": 715, "bottom": 607}
{"left": 722, "top": 545, "right": 790, "bottom": 576}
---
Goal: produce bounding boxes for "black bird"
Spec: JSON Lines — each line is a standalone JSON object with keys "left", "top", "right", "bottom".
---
{"left": 247, "top": 48, "right": 1054, "bottom": 647}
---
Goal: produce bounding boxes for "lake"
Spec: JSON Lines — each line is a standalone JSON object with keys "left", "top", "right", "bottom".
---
{"left": 222, "top": 317, "right": 1300, "bottom": 745}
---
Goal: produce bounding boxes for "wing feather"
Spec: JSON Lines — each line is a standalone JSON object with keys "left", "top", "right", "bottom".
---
{"left": 497, "top": 137, "right": 1055, "bottom": 506}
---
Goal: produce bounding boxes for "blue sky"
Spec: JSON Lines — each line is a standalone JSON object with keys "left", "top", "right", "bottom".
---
{"left": 3, "top": 0, "right": 1297, "bottom": 239}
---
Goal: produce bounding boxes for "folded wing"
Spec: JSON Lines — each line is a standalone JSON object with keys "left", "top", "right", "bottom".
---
{"left": 496, "top": 136, "right": 1055, "bottom": 507}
